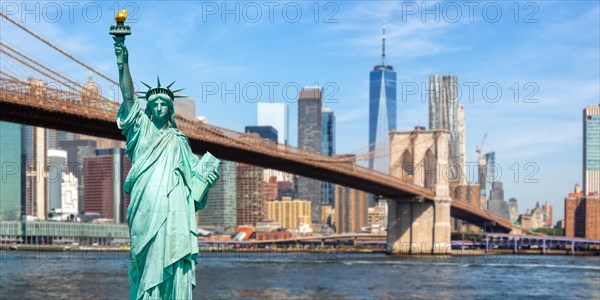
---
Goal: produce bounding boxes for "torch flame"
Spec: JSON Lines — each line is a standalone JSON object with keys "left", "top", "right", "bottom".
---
{"left": 115, "top": 8, "right": 128, "bottom": 23}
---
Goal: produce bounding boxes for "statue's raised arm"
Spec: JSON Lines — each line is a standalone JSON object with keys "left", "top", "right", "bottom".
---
{"left": 115, "top": 41, "right": 135, "bottom": 114}
{"left": 110, "top": 8, "right": 135, "bottom": 115}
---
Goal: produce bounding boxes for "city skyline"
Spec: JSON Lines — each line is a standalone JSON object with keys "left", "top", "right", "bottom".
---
{"left": 0, "top": 2, "right": 599, "bottom": 219}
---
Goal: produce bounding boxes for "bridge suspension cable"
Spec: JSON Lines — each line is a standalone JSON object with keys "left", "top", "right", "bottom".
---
{"left": 0, "top": 42, "right": 84, "bottom": 90}
{"left": 0, "top": 12, "right": 118, "bottom": 86}
{"left": 0, "top": 69, "right": 20, "bottom": 81}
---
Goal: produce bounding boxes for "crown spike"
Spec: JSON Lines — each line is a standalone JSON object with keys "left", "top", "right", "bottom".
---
{"left": 157, "top": 76, "right": 161, "bottom": 88}
{"left": 140, "top": 81, "right": 152, "bottom": 89}
{"left": 166, "top": 81, "right": 176, "bottom": 89}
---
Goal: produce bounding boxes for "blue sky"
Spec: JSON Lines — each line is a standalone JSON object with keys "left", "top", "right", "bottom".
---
{"left": 1, "top": 1, "right": 599, "bottom": 219}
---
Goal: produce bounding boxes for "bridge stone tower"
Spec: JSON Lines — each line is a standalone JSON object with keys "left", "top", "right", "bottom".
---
{"left": 387, "top": 128, "right": 452, "bottom": 254}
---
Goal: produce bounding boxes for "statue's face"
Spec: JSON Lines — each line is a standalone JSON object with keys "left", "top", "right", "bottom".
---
{"left": 150, "top": 97, "right": 170, "bottom": 121}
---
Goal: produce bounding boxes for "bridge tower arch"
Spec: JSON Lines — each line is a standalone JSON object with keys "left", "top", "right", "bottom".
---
{"left": 388, "top": 128, "right": 452, "bottom": 254}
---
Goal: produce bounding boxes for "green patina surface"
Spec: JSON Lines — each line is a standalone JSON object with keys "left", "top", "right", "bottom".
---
{"left": 111, "top": 13, "right": 220, "bottom": 300}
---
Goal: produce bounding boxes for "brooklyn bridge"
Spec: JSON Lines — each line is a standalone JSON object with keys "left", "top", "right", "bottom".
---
{"left": 0, "top": 12, "right": 514, "bottom": 254}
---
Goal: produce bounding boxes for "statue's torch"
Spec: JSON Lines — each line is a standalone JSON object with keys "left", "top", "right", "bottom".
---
{"left": 109, "top": 9, "right": 131, "bottom": 64}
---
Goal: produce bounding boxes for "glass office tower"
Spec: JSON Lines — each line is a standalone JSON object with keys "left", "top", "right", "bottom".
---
{"left": 369, "top": 27, "right": 396, "bottom": 174}
{"left": 321, "top": 107, "right": 336, "bottom": 206}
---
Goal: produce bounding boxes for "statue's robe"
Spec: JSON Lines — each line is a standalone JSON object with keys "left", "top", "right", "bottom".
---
{"left": 117, "top": 100, "right": 219, "bottom": 300}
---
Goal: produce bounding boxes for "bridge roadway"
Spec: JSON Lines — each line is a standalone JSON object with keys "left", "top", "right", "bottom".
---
{"left": 0, "top": 78, "right": 512, "bottom": 232}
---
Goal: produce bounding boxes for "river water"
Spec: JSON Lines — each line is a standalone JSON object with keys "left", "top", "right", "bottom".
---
{"left": 0, "top": 250, "right": 598, "bottom": 299}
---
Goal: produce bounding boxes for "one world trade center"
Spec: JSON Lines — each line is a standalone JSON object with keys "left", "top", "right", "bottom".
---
{"left": 369, "top": 25, "right": 396, "bottom": 174}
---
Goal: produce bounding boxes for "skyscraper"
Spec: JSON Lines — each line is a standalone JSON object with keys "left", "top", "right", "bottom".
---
{"left": 321, "top": 107, "right": 336, "bottom": 156}
{"left": 334, "top": 185, "right": 368, "bottom": 233}
{"left": 22, "top": 125, "right": 47, "bottom": 220}
{"left": 245, "top": 125, "right": 278, "bottom": 143}
{"left": 82, "top": 148, "right": 131, "bottom": 223}
{"left": 257, "top": 103, "right": 288, "bottom": 145}
{"left": 565, "top": 184, "right": 600, "bottom": 239}
{"left": 584, "top": 105, "right": 600, "bottom": 195}
{"left": 0, "top": 121, "right": 23, "bottom": 221}
{"left": 174, "top": 95, "right": 196, "bottom": 120}
{"left": 369, "top": 26, "right": 396, "bottom": 174}
{"left": 429, "top": 75, "right": 463, "bottom": 181}
{"left": 198, "top": 160, "right": 237, "bottom": 229}
{"left": 59, "top": 139, "right": 97, "bottom": 214}
{"left": 508, "top": 197, "right": 519, "bottom": 224}
{"left": 47, "top": 129, "right": 78, "bottom": 150}
{"left": 488, "top": 182, "right": 509, "bottom": 220}
{"left": 266, "top": 197, "right": 311, "bottom": 230}
{"left": 236, "top": 163, "right": 264, "bottom": 226}
{"left": 321, "top": 107, "right": 336, "bottom": 206}
{"left": 47, "top": 149, "right": 68, "bottom": 211}
{"left": 457, "top": 104, "right": 466, "bottom": 183}
{"left": 480, "top": 152, "right": 496, "bottom": 201}
{"left": 297, "top": 87, "right": 322, "bottom": 223}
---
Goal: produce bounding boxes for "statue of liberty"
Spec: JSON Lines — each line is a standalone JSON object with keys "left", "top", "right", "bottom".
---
{"left": 110, "top": 9, "right": 220, "bottom": 300}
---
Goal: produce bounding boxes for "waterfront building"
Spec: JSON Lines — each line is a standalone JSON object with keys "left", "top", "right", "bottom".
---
{"left": 321, "top": 204, "right": 333, "bottom": 225}
{"left": 488, "top": 182, "right": 510, "bottom": 220}
{"left": 584, "top": 105, "right": 600, "bottom": 195}
{"left": 47, "top": 149, "right": 68, "bottom": 211}
{"left": 321, "top": 107, "right": 336, "bottom": 206}
{"left": 255, "top": 230, "right": 292, "bottom": 241}
{"left": 262, "top": 176, "right": 278, "bottom": 205}
{"left": 266, "top": 197, "right": 311, "bottom": 230}
{"left": 543, "top": 201, "right": 553, "bottom": 228}
{"left": 257, "top": 103, "right": 288, "bottom": 145}
{"left": 82, "top": 148, "right": 131, "bottom": 223}
{"left": 0, "top": 221, "right": 129, "bottom": 245}
{"left": 334, "top": 186, "right": 368, "bottom": 233}
{"left": 60, "top": 173, "right": 78, "bottom": 217}
{"left": 245, "top": 125, "right": 278, "bottom": 143}
{"left": 198, "top": 160, "right": 237, "bottom": 230}
{"left": 368, "top": 206, "right": 386, "bottom": 228}
{"left": 564, "top": 184, "right": 600, "bottom": 239}
{"left": 58, "top": 139, "right": 97, "bottom": 214}
{"left": 508, "top": 198, "right": 519, "bottom": 224}
{"left": 22, "top": 125, "right": 47, "bottom": 220}
{"left": 297, "top": 87, "right": 322, "bottom": 223}
{"left": 519, "top": 214, "right": 534, "bottom": 231}
{"left": 531, "top": 202, "right": 545, "bottom": 229}
{"left": 369, "top": 26, "right": 396, "bottom": 174}
{"left": 277, "top": 181, "right": 296, "bottom": 199}
{"left": 236, "top": 163, "right": 264, "bottom": 226}
{"left": 0, "top": 121, "right": 23, "bottom": 221}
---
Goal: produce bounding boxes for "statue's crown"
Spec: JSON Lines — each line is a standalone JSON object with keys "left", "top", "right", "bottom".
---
{"left": 137, "top": 76, "right": 185, "bottom": 101}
